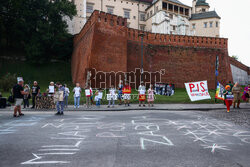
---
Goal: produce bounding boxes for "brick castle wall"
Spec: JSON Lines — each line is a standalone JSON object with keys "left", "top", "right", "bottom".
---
{"left": 72, "top": 10, "right": 239, "bottom": 89}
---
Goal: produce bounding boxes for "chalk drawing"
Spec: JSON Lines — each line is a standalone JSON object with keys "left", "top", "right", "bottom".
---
{"left": 39, "top": 149, "right": 80, "bottom": 151}
{"left": 21, "top": 153, "right": 70, "bottom": 165}
{"left": 201, "top": 144, "right": 231, "bottom": 153}
{"left": 140, "top": 137, "right": 174, "bottom": 150}
{"left": 58, "top": 131, "right": 86, "bottom": 138}
{"left": 96, "top": 132, "right": 125, "bottom": 138}
{"left": 42, "top": 141, "right": 82, "bottom": 148}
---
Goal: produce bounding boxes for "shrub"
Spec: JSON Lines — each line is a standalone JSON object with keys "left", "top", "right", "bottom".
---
{"left": 0, "top": 73, "right": 17, "bottom": 92}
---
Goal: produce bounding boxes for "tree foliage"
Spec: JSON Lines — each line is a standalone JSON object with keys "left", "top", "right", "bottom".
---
{"left": 0, "top": 0, "right": 76, "bottom": 63}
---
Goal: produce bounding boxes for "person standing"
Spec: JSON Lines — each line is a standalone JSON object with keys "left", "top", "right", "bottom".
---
{"left": 85, "top": 86, "right": 92, "bottom": 108}
{"left": 48, "top": 81, "right": 55, "bottom": 96}
{"left": 242, "top": 84, "right": 250, "bottom": 103}
{"left": 118, "top": 80, "right": 123, "bottom": 105}
{"left": 73, "top": 83, "right": 81, "bottom": 108}
{"left": 55, "top": 83, "right": 65, "bottom": 115}
{"left": 64, "top": 84, "right": 70, "bottom": 108}
{"left": 123, "top": 81, "right": 131, "bottom": 107}
{"left": 13, "top": 79, "right": 29, "bottom": 117}
{"left": 108, "top": 85, "right": 116, "bottom": 108}
{"left": 147, "top": 84, "right": 155, "bottom": 107}
{"left": 223, "top": 85, "right": 234, "bottom": 113}
{"left": 31, "top": 81, "right": 40, "bottom": 108}
{"left": 232, "top": 82, "right": 242, "bottom": 108}
{"left": 23, "top": 84, "right": 30, "bottom": 109}
{"left": 138, "top": 82, "right": 146, "bottom": 107}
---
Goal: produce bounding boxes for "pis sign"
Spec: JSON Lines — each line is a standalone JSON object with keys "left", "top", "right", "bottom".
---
{"left": 184, "top": 80, "right": 211, "bottom": 101}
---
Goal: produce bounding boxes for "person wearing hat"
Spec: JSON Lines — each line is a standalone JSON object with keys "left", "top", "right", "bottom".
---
{"left": 12, "top": 79, "right": 29, "bottom": 117}
{"left": 123, "top": 81, "right": 131, "bottom": 106}
{"left": 138, "top": 82, "right": 146, "bottom": 107}
{"left": 223, "top": 85, "right": 234, "bottom": 112}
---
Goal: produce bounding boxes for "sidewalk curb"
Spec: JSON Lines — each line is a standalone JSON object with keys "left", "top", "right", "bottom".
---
{"left": 1, "top": 107, "right": 249, "bottom": 112}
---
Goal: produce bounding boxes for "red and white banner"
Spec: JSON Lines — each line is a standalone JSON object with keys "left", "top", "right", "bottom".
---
{"left": 184, "top": 81, "right": 211, "bottom": 101}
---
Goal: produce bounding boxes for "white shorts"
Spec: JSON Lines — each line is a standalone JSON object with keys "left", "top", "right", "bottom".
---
{"left": 123, "top": 94, "right": 131, "bottom": 100}
{"left": 15, "top": 98, "right": 23, "bottom": 106}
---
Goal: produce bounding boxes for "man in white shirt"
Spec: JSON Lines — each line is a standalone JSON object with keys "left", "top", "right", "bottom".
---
{"left": 138, "top": 82, "right": 146, "bottom": 107}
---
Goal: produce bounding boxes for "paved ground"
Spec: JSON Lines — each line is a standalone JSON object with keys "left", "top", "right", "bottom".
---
{"left": 0, "top": 109, "right": 250, "bottom": 167}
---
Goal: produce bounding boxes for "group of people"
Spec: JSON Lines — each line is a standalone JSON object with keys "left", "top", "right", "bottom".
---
{"left": 223, "top": 82, "right": 250, "bottom": 112}
{"left": 72, "top": 80, "right": 155, "bottom": 109}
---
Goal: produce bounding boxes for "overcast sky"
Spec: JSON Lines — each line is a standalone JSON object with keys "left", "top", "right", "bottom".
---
{"left": 181, "top": 0, "right": 250, "bottom": 66}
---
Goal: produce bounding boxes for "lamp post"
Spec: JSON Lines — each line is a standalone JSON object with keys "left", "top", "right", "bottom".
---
{"left": 138, "top": 33, "right": 145, "bottom": 83}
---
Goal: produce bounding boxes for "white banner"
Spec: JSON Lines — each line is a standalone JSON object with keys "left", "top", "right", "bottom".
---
{"left": 107, "top": 94, "right": 118, "bottom": 101}
{"left": 184, "top": 80, "right": 211, "bottom": 101}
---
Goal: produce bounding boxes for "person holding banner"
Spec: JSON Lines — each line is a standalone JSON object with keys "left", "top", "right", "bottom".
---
{"left": 107, "top": 85, "right": 116, "bottom": 108}
{"left": 223, "top": 85, "right": 234, "bottom": 112}
{"left": 85, "top": 86, "right": 92, "bottom": 108}
{"left": 232, "top": 82, "right": 242, "bottom": 108}
{"left": 138, "top": 82, "right": 146, "bottom": 107}
{"left": 147, "top": 84, "right": 155, "bottom": 107}
{"left": 123, "top": 81, "right": 131, "bottom": 107}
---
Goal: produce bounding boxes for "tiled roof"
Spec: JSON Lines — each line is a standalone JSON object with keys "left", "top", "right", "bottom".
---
{"left": 190, "top": 11, "right": 221, "bottom": 20}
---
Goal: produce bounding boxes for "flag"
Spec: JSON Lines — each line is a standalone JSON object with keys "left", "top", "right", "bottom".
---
{"left": 215, "top": 82, "right": 225, "bottom": 100}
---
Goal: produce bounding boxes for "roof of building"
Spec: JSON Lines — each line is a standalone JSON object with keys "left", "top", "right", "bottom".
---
{"left": 135, "top": 0, "right": 153, "bottom": 3}
{"left": 195, "top": 0, "right": 209, "bottom": 7}
{"left": 168, "top": 0, "right": 186, "bottom": 6}
{"left": 190, "top": 11, "right": 221, "bottom": 20}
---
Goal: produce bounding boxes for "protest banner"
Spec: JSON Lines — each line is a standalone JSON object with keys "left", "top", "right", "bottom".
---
{"left": 184, "top": 80, "right": 211, "bottom": 101}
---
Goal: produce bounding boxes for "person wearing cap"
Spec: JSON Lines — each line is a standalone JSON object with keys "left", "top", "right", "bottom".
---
{"left": 123, "top": 81, "right": 131, "bottom": 106}
{"left": 223, "top": 85, "right": 234, "bottom": 112}
{"left": 12, "top": 79, "right": 29, "bottom": 117}
{"left": 138, "top": 82, "right": 146, "bottom": 107}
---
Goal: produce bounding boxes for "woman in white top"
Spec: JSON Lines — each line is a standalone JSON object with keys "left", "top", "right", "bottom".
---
{"left": 73, "top": 83, "right": 81, "bottom": 108}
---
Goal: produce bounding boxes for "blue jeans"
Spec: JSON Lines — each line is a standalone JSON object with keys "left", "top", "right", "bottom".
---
{"left": 108, "top": 99, "right": 115, "bottom": 106}
{"left": 64, "top": 96, "right": 69, "bottom": 107}
{"left": 74, "top": 96, "right": 80, "bottom": 107}
{"left": 96, "top": 99, "right": 101, "bottom": 106}
{"left": 56, "top": 101, "right": 64, "bottom": 113}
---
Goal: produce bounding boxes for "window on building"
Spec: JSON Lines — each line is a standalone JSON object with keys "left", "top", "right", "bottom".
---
{"left": 150, "top": 10, "right": 152, "bottom": 16}
{"left": 210, "top": 21, "right": 213, "bottom": 28}
{"left": 140, "top": 25, "right": 146, "bottom": 31}
{"left": 156, "top": 6, "right": 159, "bottom": 12}
{"left": 204, "top": 22, "right": 207, "bottom": 28}
{"left": 173, "top": 25, "right": 176, "bottom": 31}
{"left": 87, "top": 3, "right": 94, "bottom": 13}
{"left": 169, "top": 4, "right": 173, "bottom": 11}
{"left": 140, "top": 12, "right": 146, "bottom": 21}
{"left": 147, "top": 13, "right": 149, "bottom": 19}
{"left": 107, "top": 6, "right": 114, "bottom": 14}
{"left": 133, "top": 16, "right": 136, "bottom": 19}
{"left": 216, "top": 21, "right": 219, "bottom": 27}
{"left": 192, "top": 24, "right": 196, "bottom": 29}
{"left": 202, "top": 8, "right": 206, "bottom": 12}
{"left": 162, "top": 2, "right": 167, "bottom": 10}
{"left": 124, "top": 10, "right": 130, "bottom": 19}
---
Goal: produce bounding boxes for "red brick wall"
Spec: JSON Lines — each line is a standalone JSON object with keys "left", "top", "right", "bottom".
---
{"left": 72, "top": 10, "right": 236, "bottom": 89}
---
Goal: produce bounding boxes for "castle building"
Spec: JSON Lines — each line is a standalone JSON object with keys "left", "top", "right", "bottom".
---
{"left": 67, "top": 0, "right": 221, "bottom": 37}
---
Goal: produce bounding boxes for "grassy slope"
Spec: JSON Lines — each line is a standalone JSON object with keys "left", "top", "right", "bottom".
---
{"left": 0, "top": 60, "right": 224, "bottom": 104}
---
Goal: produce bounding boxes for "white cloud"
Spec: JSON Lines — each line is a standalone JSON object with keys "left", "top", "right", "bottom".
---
{"left": 181, "top": 0, "right": 250, "bottom": 66}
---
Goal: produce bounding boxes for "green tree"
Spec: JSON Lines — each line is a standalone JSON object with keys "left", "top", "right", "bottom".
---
{"left": 231, "top": 55, "right": 239, "bottom": 61}
{"left": 0, "top": 0, "right": 76, "bottom": 63}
